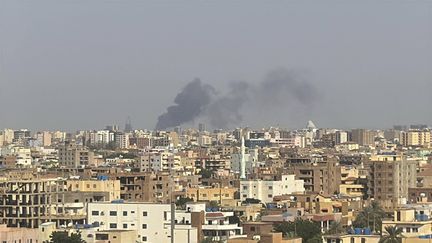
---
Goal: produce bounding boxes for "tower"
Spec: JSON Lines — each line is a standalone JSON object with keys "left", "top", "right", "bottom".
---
{"left": 125, "top": 116, "right": 133, "bottom": 133}
{"left": 240, "top": 134, "right": 246, "bottom": 180}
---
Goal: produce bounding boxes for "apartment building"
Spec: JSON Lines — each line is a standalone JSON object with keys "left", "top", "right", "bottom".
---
{"left": 382, "top": 207, "right": 432, "bottom": 238}
{"left": 58, "top": 143, "right": 95, "bottom": 168}
{"left": 368, "top": 154, "right": 417, "bottom": 209}
{"left": 140, "top": 152, "right": 181, "bottom": 172}
{"left": 66, "top": 178, "right": 121, "bottom": 201}
{"left": 0, "top": 179, "right": 66, "bottom": 228}
{"left": 402, "top": 129, "right": 431, "bottom": 148}
{"left": 87, "top": 202, "right": 174, "bottom": 243}
{"left": 286, "top": 157, "right": 342, "bottom": 195}
{"left": 186, "top": 186, "right": 237, "bottom": 204}
{"left": 114, "top": 132, "right": 129, "bottom": 149}
{"left": 177, "top": 202, "right": 243, "bottom": 242}
{"left": 104, "top": 172, "right": 173, "bottom": 203}
{"left": 351, "top": 129, "right": 375, "bottom": 146}
{"left": 240, "top": 175, "right": 305, "bottom": 203}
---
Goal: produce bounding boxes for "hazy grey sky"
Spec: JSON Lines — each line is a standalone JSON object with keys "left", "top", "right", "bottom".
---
{"left": 1, "top": 0, "right": 431, "bottom": 131}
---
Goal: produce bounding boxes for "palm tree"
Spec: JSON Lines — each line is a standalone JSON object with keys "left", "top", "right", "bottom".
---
{"left": 326, "top": 221, "right": 344, "bottom": 235}
{"left": 353, "top": 201, "right": 386, "bottom": 233}
{"left": 379, "top": 226, "right": 403, "bottom": 243}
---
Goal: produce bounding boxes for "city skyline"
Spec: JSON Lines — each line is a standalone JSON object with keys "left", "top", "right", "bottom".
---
{"left": 1, "top": 1, "right": 431, "bottom": 130}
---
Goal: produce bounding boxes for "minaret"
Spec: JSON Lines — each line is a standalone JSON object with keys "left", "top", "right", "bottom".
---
{"left": 240, "top": 134, "right": 246, "bottom": 179}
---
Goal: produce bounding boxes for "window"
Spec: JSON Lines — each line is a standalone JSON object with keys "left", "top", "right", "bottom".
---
{"left": 96, "top": 234, "right": 109, "bottom": 240}
{"left": 142, "top": 224, "right": 147, "bottom": 229}
{"left": 361, "top": 238, "right": 366, "bottom": 243}
{"left": 268, "top": 186, "right": 273, "bottom": 190}
{"left": 123, "top": 211, "right": 128, "bottom": 216}
{"left": 110, "top": 211, "right": 117, "bottom": 216}
{"left": 142, "top": 236, "right": 147, "bottom": 241}
{"left": 123, "top": 224, "right": 127, "bottom": 229}
{"left": 92, "top": 211, "right": 99, "bottom": 216}
{"left": 109, "top": 223, "right": 117, "bottom": 229}
{"left": 143, "top": 211, "right": 148, "bottom": 216}
{"left": 268, "top": 194, "right": 273, "bottom": 198}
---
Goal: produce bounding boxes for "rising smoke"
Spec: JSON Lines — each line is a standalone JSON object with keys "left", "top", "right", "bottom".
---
{"left": 155, "top": 78, "right": 215, "bottom": 130}
{"left": 155, "top": 68, "right": 318, "bottom": 130}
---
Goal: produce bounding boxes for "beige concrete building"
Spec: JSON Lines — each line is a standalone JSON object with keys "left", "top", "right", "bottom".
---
{"left": 0, "top": 224, "right": 39, "bottom": 243}
{"left": 286, "top": 157, "right": 341, "bottom": 195}
{"left": 58, "top": 143, "right": 95, "bottom": 168}
{"left": 351, "top": 129, "right": 375, "bottom": 146}
{"left": 66, "top": 179, "right": 121, "bottom": 201}
{"left": 382, "top": 208, "right": 432, "bottom": 238}
{"left": 402, "top": 129, "right": 431, "bottom": 148}
{"left": 0, "top": 179, "right": 67, "bottom": 228}
{"left": 186, "top": 186, "right": 237, "bottom": 204}
{"left": 368, "top": 154, "right": 417, "bottom": 209}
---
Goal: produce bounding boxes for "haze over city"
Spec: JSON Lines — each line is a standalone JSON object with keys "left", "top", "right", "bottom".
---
{"left": 1, "top": 1, "right": 431, "bottom": 131}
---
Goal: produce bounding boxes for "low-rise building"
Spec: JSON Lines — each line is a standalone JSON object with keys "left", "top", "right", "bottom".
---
{"left": 240, "top": 175, "right": 304, "bottom": 203}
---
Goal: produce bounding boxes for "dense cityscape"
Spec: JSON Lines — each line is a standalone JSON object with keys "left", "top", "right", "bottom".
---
{"left": 0, "top": 121, "right": 431, "bottom": 243}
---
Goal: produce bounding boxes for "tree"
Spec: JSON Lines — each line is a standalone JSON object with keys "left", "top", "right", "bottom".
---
{"left": 243, "top": 198, "right": 261, "bottom": 204}
{"left": 176, "top": 197, "right": 194, "bottom": 209}
{"left": 208, "top": 200, "right": 219, "bottom": 208}
{"left": 379, "top": 226, "right": 403, "bottom": 243}
{"left": 201, "top": 237, "right": 223, "bottom": 243}
{"left": 274, "top": 218, "right": 321, "bottom": 242}
{"left": 353, "top": 201, "right": 385, "bottom": 233}
{"left": 199, "top": 169, "right": 213, "bottom": 179}
{"left": 47, "top": 231, "right": 85, "bottom": 243}
{"left": 326, "top": 221, "right": 345, "bottom": 235}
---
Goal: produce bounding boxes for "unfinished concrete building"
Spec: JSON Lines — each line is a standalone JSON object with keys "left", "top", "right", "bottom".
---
{"left": 0, "top": 179, "right": 67, "bottom": 228}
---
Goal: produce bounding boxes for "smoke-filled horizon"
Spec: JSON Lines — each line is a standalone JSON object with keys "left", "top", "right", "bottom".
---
{"left": 156, "top": 68, "right": 319, "bottom": 130}
{"left": 1, "top": 1, "right": 431, "bottom": 131}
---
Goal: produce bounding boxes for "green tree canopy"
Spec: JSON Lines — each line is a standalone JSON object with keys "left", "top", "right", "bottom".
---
{"left": 47, "top": 231, "right": 85, "bottom": 243}
{"left": 353, "top": 201, "right": 386, "bottom": 233}
{"left": 274, "top": 218, "right": 321, "bottom": 242}
{"left": 176, "top": 197, "right": 194, "bottom": 209}
{"left": 379, "top": 226, "right": 403, "bottom": 243}
{"left": 326, "top": 221, "right": 345, "bottom": 235}
{"left": 199, "top": 168, "right": 213, "bottom": 179}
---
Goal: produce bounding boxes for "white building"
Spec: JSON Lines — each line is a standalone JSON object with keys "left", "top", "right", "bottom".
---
{"left": 0, "top": 146, "right": 32, "bottom": 166}
{"left": 335, "top": 131, "right": 348, "bottom": 144}
{"left": 114, "top": 132, "right": 129, "bottom": 149}
{"left": 176, "top": 203, "right": 244, "bottom": 242}
{"left": 88, "top": 202, "right": 170, "bottom": 243}
{"left": 240, "top": 175, "right": 305, "bottom": 203}
{"left": 88, "top": 202, "right": 198, "bottom": 243}
{"left": 140, "top": 152, "right": 181, "bottom": 172}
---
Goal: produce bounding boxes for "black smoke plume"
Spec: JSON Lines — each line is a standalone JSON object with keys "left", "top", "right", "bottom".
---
{"left": 155, "top": 68, "right": 318, "bottom": 130}
{"left": 155, "top": 78, "right": 215, "bottom": 130}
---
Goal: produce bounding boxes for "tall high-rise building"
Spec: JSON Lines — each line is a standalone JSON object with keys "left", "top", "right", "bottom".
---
{"left": 114, "top": 132, "right": 129, "bottom": 149}
{"left": 335, "top": 131, "right": 348, "bottom": 144}
{"left": 351, "top": 129, "right": 375, "bottom": 146}
{"left": 124, "top": 116, "right": 133, "bottom": 132}
{"left": 368, "top": 154, "right": 417, "bottom": 209}
{"left": 401, "top": 129, "right": 431, "bottom": 148}
{"left": 198, "top": 123, "right": 206, "bottom": 132}
{"left": 58, "top": 143, "right": 95, "bottom": 168}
